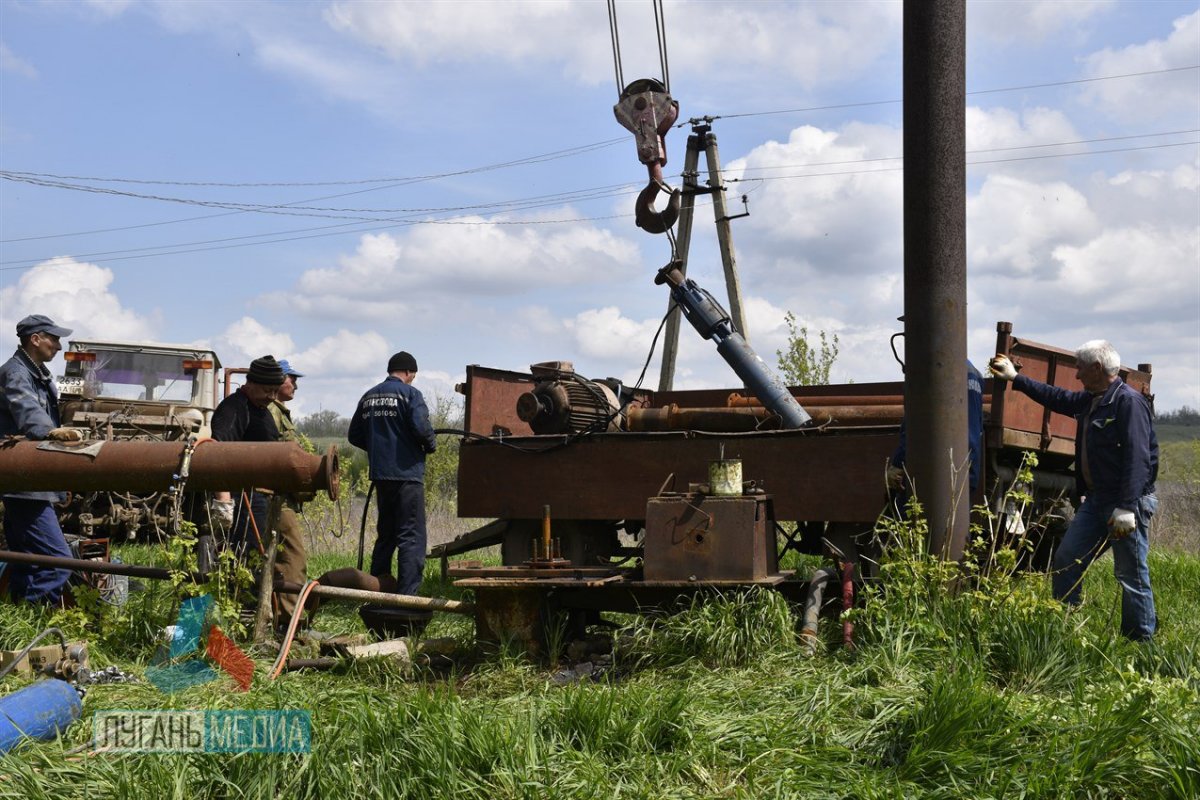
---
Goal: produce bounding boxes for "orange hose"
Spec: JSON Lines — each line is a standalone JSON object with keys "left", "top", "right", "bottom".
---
{"left": 269, "top": 579, "right": 320, "bottom": 680}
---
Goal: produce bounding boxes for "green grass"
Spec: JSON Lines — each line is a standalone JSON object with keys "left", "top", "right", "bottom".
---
{"left": 3, "top": 533, "right": 1199, "bottom": 798}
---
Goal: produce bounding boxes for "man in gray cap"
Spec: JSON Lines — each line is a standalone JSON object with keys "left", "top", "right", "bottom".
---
{"left": 0, "top": 314, "right": 83, "bottom": 603}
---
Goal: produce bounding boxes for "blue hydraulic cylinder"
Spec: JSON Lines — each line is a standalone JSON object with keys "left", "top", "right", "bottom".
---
{"left": 671, "top": 277, "right": 812, "bottom": 429}
{"left": 0, "top": 679, "right": 82, "bottom": 755}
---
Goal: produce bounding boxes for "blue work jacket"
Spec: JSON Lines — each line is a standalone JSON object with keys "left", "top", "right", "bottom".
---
{"left": 1013, "top": 374, "right": 1157, "bottom": 509}
{"left": 892, "top": 360, "right": 985, "bottom": 491}
{"left": 347, "top": 376, "right": 437, "bottom": 482}
{"left": 0, "top": 348, "right": 66, "bottom": 501}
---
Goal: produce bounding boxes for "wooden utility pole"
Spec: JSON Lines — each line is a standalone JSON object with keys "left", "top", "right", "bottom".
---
{"left": 658, "top": 121, "right": 750, "bottom": 391}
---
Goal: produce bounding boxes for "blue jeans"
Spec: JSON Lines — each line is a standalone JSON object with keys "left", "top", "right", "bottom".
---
{"left": 370, "top": 481, "right": 426, "bottom": 596}
{"left": 1052, "top": 493, "right": 1157, "bottom": 640}
{"left": 2, "top": 498, "right": 72, "bottom": 604}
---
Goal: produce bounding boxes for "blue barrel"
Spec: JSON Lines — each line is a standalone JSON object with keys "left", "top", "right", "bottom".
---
{"left": 0, "top": 679, "right": 82, "bottom": 755}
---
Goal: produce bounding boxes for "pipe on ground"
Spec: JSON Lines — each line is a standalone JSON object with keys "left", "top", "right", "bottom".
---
{"left": 799, "top": 567, "right": 838, "bottom": 654}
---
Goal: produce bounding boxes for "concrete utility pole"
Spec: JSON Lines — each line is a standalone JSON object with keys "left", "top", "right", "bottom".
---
{"left": 903, "top": 0, "right": 969, "bottom": 562}
{"left": 658, "top": 123, "right": 750, "bottom": 391}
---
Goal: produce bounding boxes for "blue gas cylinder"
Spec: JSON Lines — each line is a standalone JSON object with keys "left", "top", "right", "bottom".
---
{"left": 0, "top": 679, "right": 82, "bottom": 755}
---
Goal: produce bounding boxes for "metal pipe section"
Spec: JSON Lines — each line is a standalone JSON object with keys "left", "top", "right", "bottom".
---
{"left": 627, "top": 404, "right": 904, "bottom": 432}
{"left": 800, "top": 567, "right": 838, "bottom": 643}
{"left": 903, "top": 0, "right": 968, "bottom": 562}
{"left": 657, "top": 264, "right": 811, "bottom": 428}
{"left": 0, "top": 549, "right": 176, "bottom": 580}
{"left": 275, "top": 581, "right": 475, "bottom": 617}
{"left": 0, "top": 440, "right": 339, "bottom": 499}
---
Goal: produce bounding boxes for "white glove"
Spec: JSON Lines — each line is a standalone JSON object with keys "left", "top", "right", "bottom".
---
{"left": 1108, "top": 508, "right": 1136, "bottom": 539}
{"left": 886, "top": 465, "right": 906, "bottom": 490}
{"left": 989, "top": 355, "right": 1018, "bottom": 381}
{"left": 47, "top": 427, "right": 84, "bottom": 442}
{"left": 210, "top": 498, "right": 235, "bottom": 530}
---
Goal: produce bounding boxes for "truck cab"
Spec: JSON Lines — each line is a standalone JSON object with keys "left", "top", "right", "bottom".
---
{"left": 56, "top": 340, "right": 222, "bottom": 440}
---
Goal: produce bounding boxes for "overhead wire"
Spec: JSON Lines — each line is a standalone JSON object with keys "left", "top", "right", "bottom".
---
{"left": 701, "top": 64, "right": 1200, "bottom": 123}
{"left": 1, "top": 67, "right": 1195, "bottom": 271}
{"left": 1, "top": 135, "right": 1195, "bottom": 272}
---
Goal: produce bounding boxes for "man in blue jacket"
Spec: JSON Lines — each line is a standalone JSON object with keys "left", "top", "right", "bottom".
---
{"left": 348, "top": 351, "right": 437, "bottom": 596}
{"left": 0, "top": 314, "right": 84, "bottom": 604}
{"left": 991, "top": 341, "right": 1158, "bottom": 640}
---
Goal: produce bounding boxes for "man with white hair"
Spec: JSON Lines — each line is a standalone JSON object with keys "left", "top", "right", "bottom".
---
{"left": 991, "top": 340, "right": 1158, "bottom": 640}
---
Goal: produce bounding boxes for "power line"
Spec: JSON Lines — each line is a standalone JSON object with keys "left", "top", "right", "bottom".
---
{"left": 733, "top": 129, "right": 1200, "bottom": 175}
{"left": 3, "top": 137, "right": 1194, "bottom": 272}
{"left": 0, "top": 138, "right": 624, "bottom": 189}
{"left": 709, "top": 64, "right": 1199, "bottom": 122}
{"left": 4, "top": 64, "right": 1194, "bottom": 245}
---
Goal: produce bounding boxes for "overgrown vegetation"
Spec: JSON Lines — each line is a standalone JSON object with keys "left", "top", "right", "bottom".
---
{"left": 775, "top": 310, "right": 840, "bottom": 386}
{"left": 4, "top": 469, "right": 1198, "bottom": 797}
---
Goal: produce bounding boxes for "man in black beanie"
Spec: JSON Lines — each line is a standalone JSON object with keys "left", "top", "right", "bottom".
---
{"left": 211, "top": 355, "right": 284, "bottom": 558}
{"left": 348, "top": 351, "right": 437, "bottom": 596}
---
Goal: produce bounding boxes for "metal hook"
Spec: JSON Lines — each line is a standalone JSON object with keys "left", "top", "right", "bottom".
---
{"left": 635, "top": 175, "right": 680, "bottom": 233}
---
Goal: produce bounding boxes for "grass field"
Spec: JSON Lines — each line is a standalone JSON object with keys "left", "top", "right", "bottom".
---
{"left": 2, "top": 523, "right": 1198, "bottom": 798}
{"left": 2, "top": 435, "right": 1197, "bottom": 797}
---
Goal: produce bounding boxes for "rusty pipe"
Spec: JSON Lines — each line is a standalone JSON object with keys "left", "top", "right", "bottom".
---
{"left": 727, "top": 392, "right": 905, "bottom": 407}
{"left": 0, "top": 550, "right": 178, "bottom": 580}
{"left": 727, "top": 392, "right": 993, "bottom": 415}
{"left": 274, "top": 581, "right": 474, "bottom": 616}
{"left": 626, "top": 404, "right": 906, "bottom": 432}
{"left": 0, "top": 440, "right": 339, "bottom": 499}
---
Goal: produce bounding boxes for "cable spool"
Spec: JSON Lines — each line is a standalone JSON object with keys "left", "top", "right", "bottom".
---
{"left": 516, "top": 362, "right": 622, "bottom": 435}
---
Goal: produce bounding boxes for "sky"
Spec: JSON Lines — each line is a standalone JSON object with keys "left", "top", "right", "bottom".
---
{"left": 1, "top": 0, "right": 1197, "bottom": 418}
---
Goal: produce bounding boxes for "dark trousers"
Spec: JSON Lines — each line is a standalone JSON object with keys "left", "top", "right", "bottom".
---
{"left": 2, "top": 498, "right": 72, "bottom": 604}
{"left": 370, "top": 481, "right": 426, "bottom": 596}
{"left": 229, "top": 491, "right": 270, "bottom": 560}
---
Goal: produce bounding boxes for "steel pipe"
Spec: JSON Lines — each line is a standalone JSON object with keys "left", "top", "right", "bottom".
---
{"left": 0, "top": 549, "right": 176, "bottom": 580}
{"left": 274, "top": 581, "right": 475, "bottom": 616}
{"left": 0, "top": 440, "right": 339, "bottom": 498}
{"left": 626, "top": 404, "right": 905, "bottom": 432}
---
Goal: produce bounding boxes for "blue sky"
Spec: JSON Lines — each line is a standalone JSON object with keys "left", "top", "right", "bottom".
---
{"left": 1, "top": 0, "right": 1197, "bottom": 416}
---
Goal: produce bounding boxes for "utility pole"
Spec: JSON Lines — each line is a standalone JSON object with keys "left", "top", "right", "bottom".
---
{"left": 903, "top": 0, "right": 969, "bottom": 563}
{"left": 658, "top": 120, "right": 750, "bottom": 391}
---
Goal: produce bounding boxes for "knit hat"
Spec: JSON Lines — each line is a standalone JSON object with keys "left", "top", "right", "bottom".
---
{"left": 246, "top": 355, "right": 285, "bottom": 386}
{"left": 387, "top": 351, "right": 418, "bottom": 373}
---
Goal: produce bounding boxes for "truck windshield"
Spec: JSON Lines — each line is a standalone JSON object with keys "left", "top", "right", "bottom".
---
{"left": 66, "top": 349, "right": 198, "bottom": 404}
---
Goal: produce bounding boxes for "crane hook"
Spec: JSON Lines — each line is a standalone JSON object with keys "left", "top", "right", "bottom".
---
{"left": 636, "top": 165, "right": 680, "bottom": 234}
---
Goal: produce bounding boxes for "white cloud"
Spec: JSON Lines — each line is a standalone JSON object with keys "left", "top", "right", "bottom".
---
{"left": 0, "top": 258, "right": 158, "bottom": 343}
{"left": 1051, "top": 224, "right": 1200, "bottom": 314}
{"left": 277, "top": 219, "right": 640, "bottom": 315}
{"left": 324, "top": 1, "right": 900, "bottom": 88}
{"left": 209, "top": 317, "right": 296, "bottom": 369}
{"left": 967, "top": 174, "right": 1099, "bottom": 275}
{"left": 1080, "top": 9, "right": 1200, "bottom": 122}
{"left": 969, "top": 0, "right": 1114, "bottom": 43}
{"left": 294, "top": 328, "right": 390, "bottom": 378}
{"left": 0, "top": 42, "right": 37, "bottom": 79}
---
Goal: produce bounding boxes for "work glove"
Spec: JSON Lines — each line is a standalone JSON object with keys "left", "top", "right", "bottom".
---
{"left": 886, "top": 465, "right": 906, "bottom": 490}
{"left": 1108, "top": 507, "right": 1136, "bottom": 539}
{"left": 989, "top": 354, "right": 1018, "bottom": 381}
{"left": 210, "top": 498, "right": 236, "bottom": 531}
{"left": 47, "top": 427, "right": 84, "bottom": 442}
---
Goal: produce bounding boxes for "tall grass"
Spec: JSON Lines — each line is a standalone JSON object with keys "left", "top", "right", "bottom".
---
{"left": 3, "top": 494, "right": 1199, "bottom": 798}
